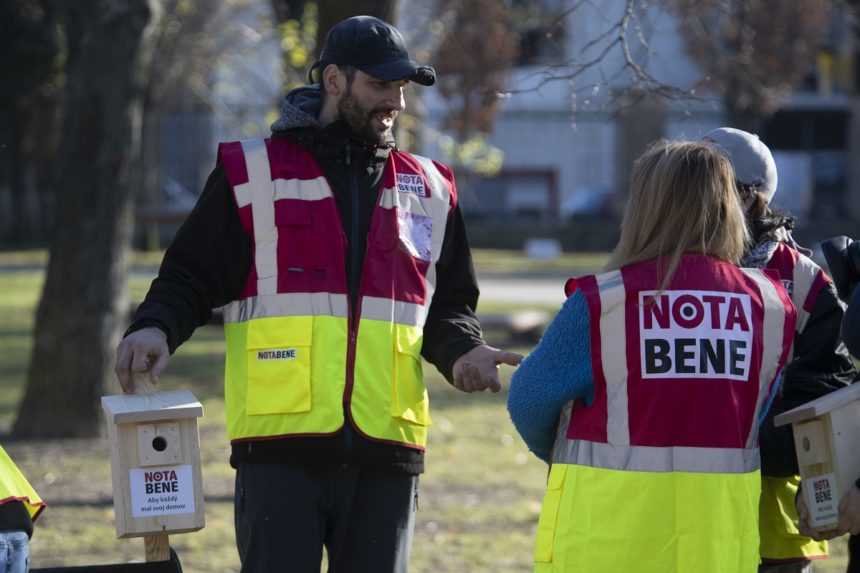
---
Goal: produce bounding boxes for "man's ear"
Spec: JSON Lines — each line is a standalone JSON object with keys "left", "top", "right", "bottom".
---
{"left": 322, "top": 64, "right": 345, "bottom": 99}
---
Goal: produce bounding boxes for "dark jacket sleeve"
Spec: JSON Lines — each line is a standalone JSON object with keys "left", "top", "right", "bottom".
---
{"left": 759, "top": 281, "right": 857, "bottom": 476}
{"left": 842, "top": 283, "right": 860, "bottom": 359}
{"left": 420, "top": 204, "right": 485, "bottom": 383}
{"left": 126, "top": 163, "right": 251, "bottom": 353}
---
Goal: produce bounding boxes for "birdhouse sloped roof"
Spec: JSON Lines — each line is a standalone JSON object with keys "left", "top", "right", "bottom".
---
{"left": 101, "top": 390, "right": 204, "bottom": 425}
{"left": 775, "top": 382, "right": 860, "bottom": 427}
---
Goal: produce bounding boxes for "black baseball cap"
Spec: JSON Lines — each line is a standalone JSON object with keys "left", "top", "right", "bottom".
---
{"left": 309, "top": 15, "right": 436, "bottom": 86}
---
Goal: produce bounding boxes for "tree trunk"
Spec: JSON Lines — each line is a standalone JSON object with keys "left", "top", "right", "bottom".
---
{"left": 315, "top": 0, "right": 399, "bottom": 57}
{"left": 12, "top": 0, "right": 156, "bottom": 439}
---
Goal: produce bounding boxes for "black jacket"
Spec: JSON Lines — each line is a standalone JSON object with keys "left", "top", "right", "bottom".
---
{"left": 755, "top": 247, "right": 857, "bottom": 476}
{"left": 129, "top": 89, "right": 484, "bottom": 475}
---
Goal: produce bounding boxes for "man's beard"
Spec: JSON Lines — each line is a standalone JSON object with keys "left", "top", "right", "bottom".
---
{"left": 337, "top": 90, "right": 394, "bottom": 145}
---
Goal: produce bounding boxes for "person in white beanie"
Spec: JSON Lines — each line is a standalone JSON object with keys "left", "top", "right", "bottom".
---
{"left": 704, "top": 127, "right": 857, "bottom": 573}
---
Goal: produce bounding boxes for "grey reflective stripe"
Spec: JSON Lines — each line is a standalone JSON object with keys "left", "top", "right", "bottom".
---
{"left": 223, "top": 292, "right": 348, "bottom": 323}
{"left": 791, "top": 253, "right": 819, "bottom": 333}
{"left": 238, "top": 139, "right": 278, "bottom": 295}
{"left": 552, "top": 437, "right": 761, "bottom": 474}
{"left": 740, "top": 267, "right": 788, "bottom": 450}
{"left": 595, "top": 270, "right": 630, "bottom": 445}
{"left": 361, "top": 296, "right": 428, "bottom": 327}
{"left": 274, "top": 176, "right": 332, "bottom": 202}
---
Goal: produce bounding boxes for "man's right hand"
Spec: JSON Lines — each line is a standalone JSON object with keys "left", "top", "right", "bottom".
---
{"left": 114, "top": 327, "right": 170, "bottom": 394}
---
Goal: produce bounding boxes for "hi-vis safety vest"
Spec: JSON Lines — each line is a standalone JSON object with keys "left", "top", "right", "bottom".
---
{"left": 759, "top": 243, "right": 832, "bottom": 562}
{"left": 217, "top": 137, "right": 454, "bottom": 449}
{"left": 0, "top": 446, "right": 45, "bottom": 521}
{"left": 534, "top": 255, "right": 795, "bottom": 573}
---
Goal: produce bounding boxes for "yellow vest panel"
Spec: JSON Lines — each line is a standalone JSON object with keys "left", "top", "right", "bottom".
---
{"left": 759, "top": 476, "right": 827, "bottom": 561}
{"left": 0, "top": 446, "right": 44, "bottom": 521}
{"left": 535, "top": 464, "right": 761, "bottom": 573}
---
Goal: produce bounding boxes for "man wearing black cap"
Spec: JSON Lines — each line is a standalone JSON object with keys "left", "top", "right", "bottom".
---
{"left": 115, "top": 15, "right": 522, "bottom": 573}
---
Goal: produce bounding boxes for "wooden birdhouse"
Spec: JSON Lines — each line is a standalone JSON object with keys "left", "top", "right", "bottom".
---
{"left": 775, "top": 382, "right": 860, "bottom": 530}
{"left": 101, "top": 389, "right": 205, "bottom": 541}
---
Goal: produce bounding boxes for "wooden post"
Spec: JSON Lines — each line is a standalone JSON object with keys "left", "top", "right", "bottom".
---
{"left": 145, "top": 532, "right": 170, "bottom": 562}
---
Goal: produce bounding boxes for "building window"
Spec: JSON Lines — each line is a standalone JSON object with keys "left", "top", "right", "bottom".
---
{"left": 508, "top": 0, "right": 567, "bottom": 67}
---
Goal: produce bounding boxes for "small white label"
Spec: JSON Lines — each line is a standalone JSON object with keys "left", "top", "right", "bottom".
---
{"left": 130, "top": 464, "right": 195, "bottom": 518}
{"left": 396, "top": 173, "right": 426, "bottom": 196}
{"left": 256, "top": 348, "right": 297, "bottom": 361}
{"left": 804, "top": 473, "right": 839, "bottom": 528}
{"left": 398, "top": 211, "right": 433, "bottom": 261}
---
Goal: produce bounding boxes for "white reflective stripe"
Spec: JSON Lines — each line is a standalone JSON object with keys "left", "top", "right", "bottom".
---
{"left": 411, "top": 155, "right": 452, "bottom": 268}
{"left": 792, "top": 253, "right": 819, "bottom": 333}
{"left": 274, "top": 176, "right": 332, "bottom": 201}
{"left": 740, "top": 268, "right": 788, "bottom": 450}
{"left": 552, "top": 437, "right": 760, "bottom": 474}
{"left": 238, "top": 139, "right": 278, "bottom": 294}
{"left": 379, "top": 187, "right": 398, "bottom": 210}
{"left": 596, "top": 270, "right": 630, "bottom": 445}
{"left": 361, "top": 296, "right": 428, "bottom": 327}
{"left": 552, "top": 402, "right": 575, "bottom": 460}
{"left": 223, "top": 292, "right": 348, "bottom": 323}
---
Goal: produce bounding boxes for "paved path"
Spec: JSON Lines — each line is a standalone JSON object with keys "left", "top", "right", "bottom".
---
{"left": 477, "top": 276, "right": 566, "bottom": 305}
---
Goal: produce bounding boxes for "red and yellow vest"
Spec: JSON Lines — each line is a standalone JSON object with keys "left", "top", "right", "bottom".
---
{"left": 535, "top": 255, "right": 795, "bottom": 573}
{"left": 217, "top": 137, "right": 455, "bottom": 450}
{"left": 759, "top": 243, "right": 832, "bottom": 562}
{"left": 0, "top": 445, "right": 45, "bottom": 521}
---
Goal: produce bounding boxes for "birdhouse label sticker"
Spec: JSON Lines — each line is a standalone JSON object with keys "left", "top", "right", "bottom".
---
{"left": 129, "top": 464, "right": 195, "bottom": 518}
{"left": 804, "top": 472, "right": 838, "bottom": 527}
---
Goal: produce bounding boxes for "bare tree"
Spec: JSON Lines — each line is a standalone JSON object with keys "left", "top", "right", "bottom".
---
{"left": 13, "top": 0, "right": 159, "bottom": 438}
{"left": 672, "top": 0, "right": 832, "bottom": 132}
{"left": 0, "top": 0, "right": 61, "bottom": 244}
{"left": 434, "top": 0, "right": 518, "bottom": 139}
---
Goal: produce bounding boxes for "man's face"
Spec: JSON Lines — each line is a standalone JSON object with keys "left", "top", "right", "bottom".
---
{"left": 337, "top": 70, "right": 407, "bottom": 144}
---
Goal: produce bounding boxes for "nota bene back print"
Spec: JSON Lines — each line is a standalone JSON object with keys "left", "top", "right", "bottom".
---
{"left": 639, "top": 290, "right": 753, "bottom": 380}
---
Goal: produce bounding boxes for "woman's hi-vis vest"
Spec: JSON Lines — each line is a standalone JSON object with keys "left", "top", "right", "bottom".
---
{"left": 0, "top": 446, "right": 45, "bottom": 521}
{"left": 217, "top": 137, "right": 454, "bottom": 450}
{"left": 534, "top": 255, "right": 796, "bottom": 573}
{"left": 759, "top": 242, "right": 832, "bottom": 562}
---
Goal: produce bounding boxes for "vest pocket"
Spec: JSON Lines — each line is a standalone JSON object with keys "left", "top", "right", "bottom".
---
{"left": 391, "top": 325, "right": 430, "bottom": 426}
{"left": 534, "top": 464, "right": 567, "bottom": 563}
{"left": 245, "top": 317, "right": 313, "bottom": 415}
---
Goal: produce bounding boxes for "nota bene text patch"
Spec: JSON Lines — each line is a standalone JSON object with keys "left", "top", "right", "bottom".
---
{"left": 257, "top": 348, "right": 297, "bottom": 361}
{"left": 638, "top": 290, "right": 753, "bottom": 380}
{"left": 396, "top": 173, "right": 426, "bottom": 196}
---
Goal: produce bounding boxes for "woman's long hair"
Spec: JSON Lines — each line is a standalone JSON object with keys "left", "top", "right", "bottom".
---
{"left": 607, "top": 140, "right": 749, "bottom": 286}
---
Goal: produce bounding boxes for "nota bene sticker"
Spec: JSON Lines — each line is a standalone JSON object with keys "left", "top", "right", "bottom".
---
{"left": 639, "top": 290, "right": 753, "bottom": 380}
{"left": 130, "top": 464, "right": 195, "bottom": 518}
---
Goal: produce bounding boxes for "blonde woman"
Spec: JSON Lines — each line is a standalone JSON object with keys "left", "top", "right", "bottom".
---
{"left": 508, "top": 140, "right": 796, "bottom": 573}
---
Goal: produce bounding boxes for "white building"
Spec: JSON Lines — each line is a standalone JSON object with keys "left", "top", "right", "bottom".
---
{"left": 417, "top": 0, "right": 856, "bottom": 225}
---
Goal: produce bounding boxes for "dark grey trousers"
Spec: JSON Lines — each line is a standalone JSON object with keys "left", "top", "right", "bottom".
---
{"left": 234, "top": 463, "right": 418, "bottom": 573}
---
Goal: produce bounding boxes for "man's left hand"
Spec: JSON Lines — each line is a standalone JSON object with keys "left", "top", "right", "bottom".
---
{"left": 452, "top": 344, "right": 523, "bottom": 393}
